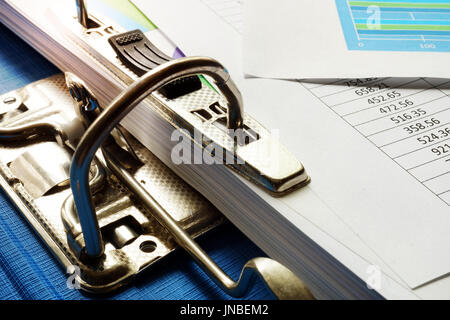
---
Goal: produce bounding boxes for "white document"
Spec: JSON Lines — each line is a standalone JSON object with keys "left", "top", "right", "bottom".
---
{"left": 243, "top": 0, "right": 450, "bottom": 79}
{"left": 132, "top": 0, "right": 450, "bottom": 294}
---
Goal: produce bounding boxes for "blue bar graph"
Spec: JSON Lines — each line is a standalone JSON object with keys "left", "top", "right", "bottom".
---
{"left": 336, "top": 0, "right": 450, "bottom": 51}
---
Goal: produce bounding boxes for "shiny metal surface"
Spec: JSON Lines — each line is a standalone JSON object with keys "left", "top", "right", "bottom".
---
{"left": 70, "top": 63, "right": 314, "bottom": 299}
{"left": 70, "top": 56, "right": 244, "bottom": 257}
{"left": 105, "top": 151, "right": 313, "bottom": 299}
{"left": 110, "top": 225, "right": 139, "bottom": 249}
{"left": 0, "top": 75, "right": 85, "bottom": 149}
{"left": 65, "top": 72, "right": 140, "bottom": 162}
{"left": 53, "top": 9, "right": 309, "bottom": 195}
{"left": 0, "top": 2, "right": 315, "bottom": 298}
{"left": 0, "top": 75, "right": 224, "bottom": 293}
{"left": 9, "top": 142, "right": 72, "bottom": 198}
{"left": 154, "top": 87, "right": 311, "bottom": 195}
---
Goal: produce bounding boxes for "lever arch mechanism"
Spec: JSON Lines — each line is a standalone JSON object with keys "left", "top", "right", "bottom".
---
{"left": 0, "top": 0, "right": 315, "bottom": 298}
{"left": 0, "top": 71, "right": 314, "bottom": 299}
{"left": 56, "top": 0, "right": 310, "bottom": 195}
{"left": 67, "top": 59, "right": 314, "bottom": 299}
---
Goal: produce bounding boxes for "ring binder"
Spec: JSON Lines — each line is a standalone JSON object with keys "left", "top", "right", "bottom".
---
{"left": 0, "top": 72, "right": 314, "bottom": 299}
{"left": 0, "top": 74, "right": 223, "bottom": 292}
{"left": 52, "top": 0, "right": 310, "bottom": 195}
{"left": 66, "top": 66, "right": 314, "bottom": 299}
{"left": 0, "top": 0, "right": 314, "bottom": 299}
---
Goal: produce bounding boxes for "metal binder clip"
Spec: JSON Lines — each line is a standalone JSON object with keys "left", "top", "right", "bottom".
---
{"left": 0, "top": 72, "right": 313, "bottom": 298}
{"left": 69, "top": 58, "right": 314, "bottom": 299}
{"left": 0, "top": 75, "right": 221, "bottom": 292}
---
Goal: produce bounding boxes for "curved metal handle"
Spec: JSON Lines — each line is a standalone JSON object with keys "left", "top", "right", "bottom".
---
{"left": 71, "top": 56, "right": 243, "bottom": 257}
{"left": 70, "top": 56, "right": 313, "bottom": 299}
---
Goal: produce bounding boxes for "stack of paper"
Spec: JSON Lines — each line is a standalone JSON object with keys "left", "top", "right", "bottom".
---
{"left": 1, "top": 0, "right": 449, "bottom": 299}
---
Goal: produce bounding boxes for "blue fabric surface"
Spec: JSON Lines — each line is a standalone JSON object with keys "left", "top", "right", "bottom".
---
{"left": 0, "top": 23, "right": 273, "bottom": 300}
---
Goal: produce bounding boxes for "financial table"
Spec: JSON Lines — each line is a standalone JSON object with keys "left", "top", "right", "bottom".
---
{"left": 302, "top": 77, "right": 450, "bottom": 206}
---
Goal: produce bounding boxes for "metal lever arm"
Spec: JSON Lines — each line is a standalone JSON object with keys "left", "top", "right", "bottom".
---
{"left": 75, "top": 0, "right": 100, "bottom": 29}
{"left": 103, "top": 149, "right": 313, "bottom": 299}
{"left": 0, "top": 121, "right": 65, "bottom": 142}
{"left": 71, "top": 56, "right": 243, "bottom": 258}
{"left": 75, "top": 0, "right": 89, "bottom": 28}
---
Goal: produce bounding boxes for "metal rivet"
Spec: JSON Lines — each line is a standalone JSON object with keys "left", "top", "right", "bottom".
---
{"left": 3, "top": 97, "right": 16, "bottom": 104}
{"left": 139, "top": 240, "right": 157, "bottom": 253}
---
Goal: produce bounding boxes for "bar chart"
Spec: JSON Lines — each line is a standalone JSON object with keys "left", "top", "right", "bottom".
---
{"left": 336, "top": 0, "right": 450, "bottom": 51}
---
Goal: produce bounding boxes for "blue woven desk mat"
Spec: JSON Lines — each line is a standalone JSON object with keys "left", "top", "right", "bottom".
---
{"left": 0, "top": 23, "right": 274, "bottom": 300}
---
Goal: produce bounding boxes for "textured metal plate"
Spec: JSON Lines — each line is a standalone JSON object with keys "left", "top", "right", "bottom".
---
{"left": 0, "top": 74, "right": 224, "bottom": 293}
{"left": 50, "top": 6, "right": 309, "bottom": 195}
